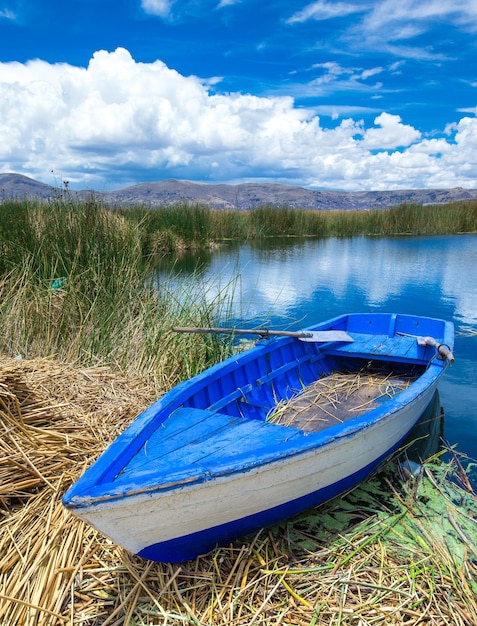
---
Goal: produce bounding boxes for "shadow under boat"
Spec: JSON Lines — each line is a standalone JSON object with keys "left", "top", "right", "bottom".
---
{"left": 400, "top": 390, "right": 444, "bottom": 468}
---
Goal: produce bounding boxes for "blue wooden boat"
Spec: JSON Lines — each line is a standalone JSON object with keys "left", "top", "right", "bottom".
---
{"left": 63, "top": 313, "right": 454, "bottom": 562}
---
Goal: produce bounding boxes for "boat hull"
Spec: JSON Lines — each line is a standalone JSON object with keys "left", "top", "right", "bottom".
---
{"left": 142, "top": 382, "right": 437, "bottom": 561}
{"left": 63, "top": 312, "right": 454, "bottom": 562}
{"left": 70, "top": 380, "right": 438, "bottom": 562}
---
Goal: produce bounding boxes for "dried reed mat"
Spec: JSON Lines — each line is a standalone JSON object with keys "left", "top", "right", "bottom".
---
{"left": 268, "top": 369, "right": 415, "bottom": 432}
{"left": 1, "top": 356, "right": 476, "bottom": 625}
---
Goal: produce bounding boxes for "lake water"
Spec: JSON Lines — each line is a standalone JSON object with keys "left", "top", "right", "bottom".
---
{"left": 160, "top": 234, "right": 477, "bottom": 485}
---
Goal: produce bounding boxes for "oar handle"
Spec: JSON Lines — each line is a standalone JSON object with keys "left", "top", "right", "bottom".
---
{"left": 172, "top": 327, "right": 311, "bottom": 339}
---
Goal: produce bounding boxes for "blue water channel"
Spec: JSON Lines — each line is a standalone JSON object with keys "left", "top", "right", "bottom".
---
{"left": 160, "top": 234, "right": 477, "bottom": 484}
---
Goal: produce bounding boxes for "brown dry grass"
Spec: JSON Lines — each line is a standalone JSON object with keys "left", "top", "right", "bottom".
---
{"left": 268, "top": 370, "right": 414, "bottom": 432}
{"left": 1, "top": 355, "right": 476, "bottom": 625}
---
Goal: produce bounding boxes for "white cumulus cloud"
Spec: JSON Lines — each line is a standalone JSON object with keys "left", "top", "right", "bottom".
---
{"left": 0, "top": 47, "right": 476, "bottom": 191}
{"left": 362, "top": 112, "right": 421, "bottom": 149}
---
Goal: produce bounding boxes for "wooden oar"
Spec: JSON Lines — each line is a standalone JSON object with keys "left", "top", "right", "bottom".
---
{"left": 172, "top": 326, "right": 354, "bottom": 343}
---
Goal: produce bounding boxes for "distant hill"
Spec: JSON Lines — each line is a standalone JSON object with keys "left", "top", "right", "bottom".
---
{"left": 2, "top": 172, "right": 477, "bottom": 211}
{"left": 0, "top": 173, "right": 59, "bottom": 200}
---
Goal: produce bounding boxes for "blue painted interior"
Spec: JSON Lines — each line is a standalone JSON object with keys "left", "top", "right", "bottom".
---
{"left": 121, "top": 407, "right": 305, "bottom": 479}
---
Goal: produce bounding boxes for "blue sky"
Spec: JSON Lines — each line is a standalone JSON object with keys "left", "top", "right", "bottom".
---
{"left": 0, "top": 0, "right": 476, "bottom": 191}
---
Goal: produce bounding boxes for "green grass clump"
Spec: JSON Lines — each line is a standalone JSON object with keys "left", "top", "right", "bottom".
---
{"left": 0, "top": 198, "right": 235, "bottom": 388}
{"left": 246, "top": 205, "right": 326, "bottom": 238}
{"left": 121, "top": 203, "right": 213, "bottom": 253}
{"left": 85, "top": 198, "right": 477, "bottom": 249}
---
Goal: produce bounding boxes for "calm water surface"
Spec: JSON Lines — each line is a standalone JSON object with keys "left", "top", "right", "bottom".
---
{"left": 161, "top": 234, "right": 477, "bottom": 483}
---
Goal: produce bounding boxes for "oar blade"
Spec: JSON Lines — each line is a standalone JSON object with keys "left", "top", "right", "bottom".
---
{"left": 299, "top": 330, "right": 354, "bottom": 343}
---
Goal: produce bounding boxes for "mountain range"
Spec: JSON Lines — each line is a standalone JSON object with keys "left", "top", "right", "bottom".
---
{"left": 2, "top": 172, "right": 477, "bottom": 211}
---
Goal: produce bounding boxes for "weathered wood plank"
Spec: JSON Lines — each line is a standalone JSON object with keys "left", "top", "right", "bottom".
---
{"left": 126, "top": 408, "right": 304, "bottom": 477}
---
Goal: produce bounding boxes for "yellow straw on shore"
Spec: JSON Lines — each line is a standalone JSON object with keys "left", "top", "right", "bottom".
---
{"left": 1, "top": 355, "right": 476, "bottom": 625}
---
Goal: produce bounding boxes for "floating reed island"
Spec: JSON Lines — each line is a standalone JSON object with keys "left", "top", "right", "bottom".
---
{"left": 1, "top": 354, "right": 476, "bottom": 626}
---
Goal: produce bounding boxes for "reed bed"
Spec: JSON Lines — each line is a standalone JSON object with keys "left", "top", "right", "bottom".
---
{"left": 1, "top": 354, "right": 475, "bottom": 626}
{"left": 0, "top": 196, "right": 241, "bottom": 387}
{"left": 2, "top": 198, "right": 477, "bottom": 262}
{"left": 121, "top": 199, "right": 477, "bottom": 244}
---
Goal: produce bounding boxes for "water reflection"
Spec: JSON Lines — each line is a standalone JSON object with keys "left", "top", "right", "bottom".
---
{"left": 154, "top": 248, "right": 216, "bottom": 275}
{"left": 158, "top": 234, "right": 477, "bottom": 328}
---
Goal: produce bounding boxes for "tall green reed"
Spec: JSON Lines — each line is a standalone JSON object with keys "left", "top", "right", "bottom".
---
{"left": 120, "top": 203, "right": 212, "bottom": 253}
{"left": 0, "top": 199, "right": 235, "bottom": 388}
{"left": 247, "top": 205, "right": 328, "bottom": 237}
{"left": 117, "top": 199, "right": 477, "bottom": 245}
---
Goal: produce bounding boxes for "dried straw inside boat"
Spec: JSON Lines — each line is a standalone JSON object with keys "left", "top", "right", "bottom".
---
{"left": 1, "top": 355, "right": 476, "bottom": 625}
{"left": 268, "top": 368, "right": 416, "bottom": 431}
